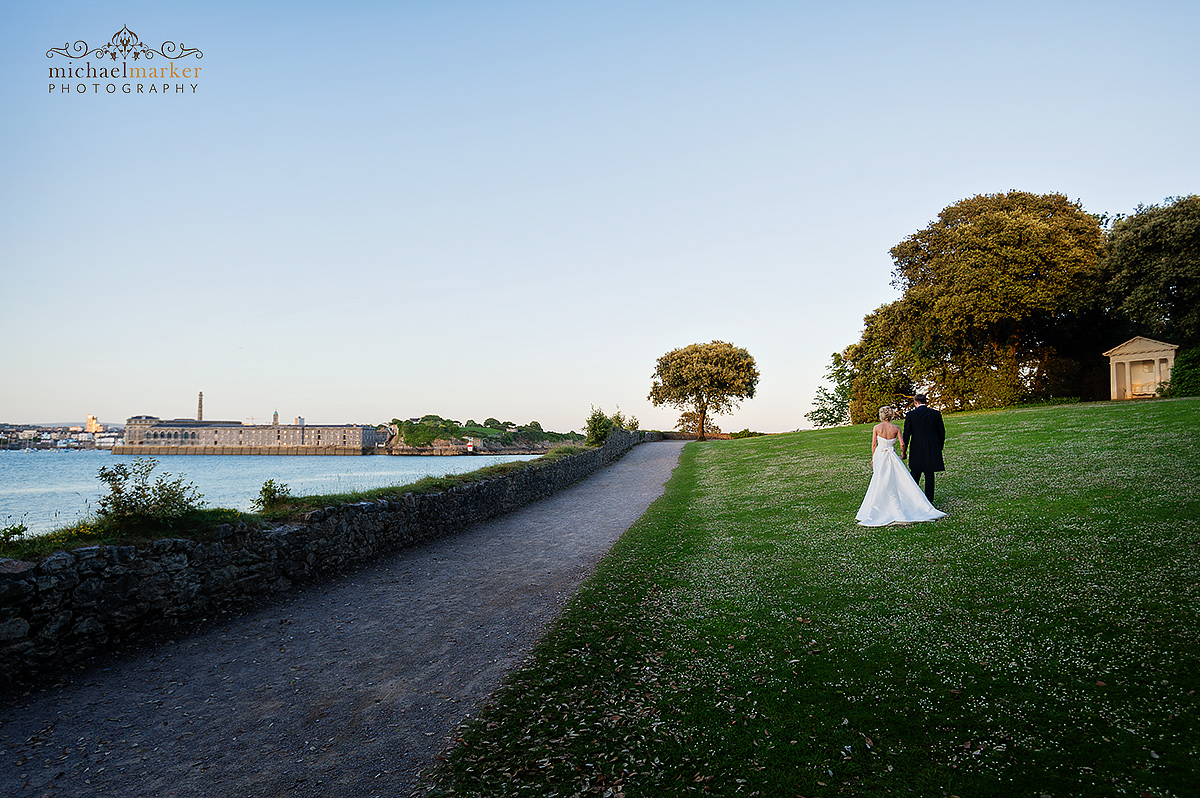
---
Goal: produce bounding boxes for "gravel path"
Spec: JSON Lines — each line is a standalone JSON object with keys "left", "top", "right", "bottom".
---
{"left": 0, "top": 441, "right": 686, "bottom": 798}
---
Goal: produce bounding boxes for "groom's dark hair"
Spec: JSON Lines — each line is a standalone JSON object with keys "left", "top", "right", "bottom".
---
{"left": 913, "top": 394, "right": 928, "bottom": 404}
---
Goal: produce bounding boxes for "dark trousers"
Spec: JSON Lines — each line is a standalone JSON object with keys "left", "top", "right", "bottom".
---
{"left": 910, "top": 466, "right": 935, "bottom": 502}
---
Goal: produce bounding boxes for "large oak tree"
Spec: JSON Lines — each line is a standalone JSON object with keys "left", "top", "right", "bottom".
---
{"left": 649, "top": 341, "right": 758, "bottom": 441}
{"left": 882, "top": 190, "right": 1104, "bottom": 410}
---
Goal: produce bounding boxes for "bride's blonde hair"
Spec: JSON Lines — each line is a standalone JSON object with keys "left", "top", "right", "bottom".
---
{"left": 878, "top": 406, "right": 897, "bottom": 422}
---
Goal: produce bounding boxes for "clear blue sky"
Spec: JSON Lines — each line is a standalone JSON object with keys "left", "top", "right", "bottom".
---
{"left": 2, "top": 1, "right": 1197, "bottom": 432}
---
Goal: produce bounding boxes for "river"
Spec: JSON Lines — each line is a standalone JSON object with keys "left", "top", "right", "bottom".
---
{"left": 0, "top": 450, "right": 539, "bottom": 536}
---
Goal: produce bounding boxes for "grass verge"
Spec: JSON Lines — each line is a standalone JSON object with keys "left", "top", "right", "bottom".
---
{"left": 421, "top": 399, "right": 1200, "bottom": 797}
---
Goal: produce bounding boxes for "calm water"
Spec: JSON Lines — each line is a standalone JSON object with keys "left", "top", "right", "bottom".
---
{"left": 0, "top": 450, "right": 539, "bottom": 536}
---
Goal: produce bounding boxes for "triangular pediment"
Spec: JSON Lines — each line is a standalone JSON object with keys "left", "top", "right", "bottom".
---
{"left": 1102, "top": 336, "right": 1179, "bottom": 358}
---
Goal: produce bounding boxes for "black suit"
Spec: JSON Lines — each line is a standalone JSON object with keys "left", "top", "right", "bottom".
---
{"left": 903, "top": 404, "right": 945, "bottom": 502}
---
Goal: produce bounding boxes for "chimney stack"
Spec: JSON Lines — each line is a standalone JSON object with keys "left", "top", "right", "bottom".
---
{"left": 198, "top": 391, "right": 204, "bottom": 421}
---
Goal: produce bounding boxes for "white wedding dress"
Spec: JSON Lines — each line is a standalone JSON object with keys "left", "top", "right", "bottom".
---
{"left": 855, "top": 436, "right": 946, "bottom": 527}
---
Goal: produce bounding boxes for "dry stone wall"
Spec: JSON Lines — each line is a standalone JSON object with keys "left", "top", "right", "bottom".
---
{"left": 0, "top": 429, "right": 656, "bottom": 686}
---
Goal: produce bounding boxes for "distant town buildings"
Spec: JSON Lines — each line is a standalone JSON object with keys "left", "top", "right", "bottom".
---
{"left": 2, "top": 394, "right": 387, "bottom": 456}
{"left": 0, "top": 419, "right": 121, "bottom": 450}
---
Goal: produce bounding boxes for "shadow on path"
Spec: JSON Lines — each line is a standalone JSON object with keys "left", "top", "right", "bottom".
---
{"left": 0, "top": 442, "right": 687, "bottom": 798}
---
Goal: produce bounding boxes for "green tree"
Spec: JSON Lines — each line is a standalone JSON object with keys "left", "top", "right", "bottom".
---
{"left": 483, "top": 418, "right": 503, "bottom": 430}
{"left": 1103, "top": 195, "right": 1200, "bottom": 347}
{"left": 805, "top": 351, "right": 853, "bottom": 428}
{"left": 886, "top": 190, "right": 1104, "bottom": 410}
{"left": 649, "top": 341, "right": 759, "bottom": 441}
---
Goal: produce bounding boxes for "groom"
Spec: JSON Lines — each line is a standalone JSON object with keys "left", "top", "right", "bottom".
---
{"left": 900, "top": 394, "right": 945, "bottom": 502}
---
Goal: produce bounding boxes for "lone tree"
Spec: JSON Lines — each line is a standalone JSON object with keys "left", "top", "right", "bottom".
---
{"left": 649, "top": 341, "right": 759, "bottom": 441}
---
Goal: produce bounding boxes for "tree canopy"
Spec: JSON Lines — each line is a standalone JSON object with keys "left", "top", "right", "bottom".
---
{"left": 842, "top": 191, "right": 1105, "bottom": 416}
{"left": 1103, "top": 195, "right": 1200, "bottom": 348}
{"left": 648, "top": 341, "right": 758, "bottom": 441}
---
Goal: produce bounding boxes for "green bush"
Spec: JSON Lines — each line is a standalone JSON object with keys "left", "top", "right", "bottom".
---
{"left": 1162, "top": 347, "right": 1200, "bottom": 397}
{"left": 730, "top": 428, "right": 763, "bottom": 439}
{"left": 95, "top": 457, "right": 206, "bottom": 530}
{"left": 253, "top": 478, "right": 293, "bottom": 511}
{"left": 585, "top": 406, "right": 614, "bottom": 446}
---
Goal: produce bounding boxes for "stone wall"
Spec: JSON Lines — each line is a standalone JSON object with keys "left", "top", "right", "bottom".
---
{"left": 0, "top": 429, "right": 646, "bottom": 686}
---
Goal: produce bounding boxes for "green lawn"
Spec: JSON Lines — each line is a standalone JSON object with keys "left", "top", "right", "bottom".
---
{"left": 421, "top": 399, "right": 1200, "bottom": 797}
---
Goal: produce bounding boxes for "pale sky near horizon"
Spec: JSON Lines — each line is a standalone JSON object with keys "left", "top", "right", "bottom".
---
{"left": 2, "top": 1, "right": 1198, "bottom": 433}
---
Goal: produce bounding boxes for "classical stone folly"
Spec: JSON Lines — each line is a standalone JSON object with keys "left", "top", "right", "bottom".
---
{"left": 1103, "top": 336, "right": 1179, "bottom": 400}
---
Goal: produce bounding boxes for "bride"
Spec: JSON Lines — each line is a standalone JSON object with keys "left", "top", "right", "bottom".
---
{"left": 855, "top": 406, "right": 946, "bottom": 527}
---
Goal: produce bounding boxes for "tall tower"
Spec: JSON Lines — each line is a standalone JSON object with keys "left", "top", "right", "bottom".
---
{"left": 273, "top": 409, "right": 279, "bottom": 426}
{"left": 198, "top": 391, "right": 204, "bottom": 421}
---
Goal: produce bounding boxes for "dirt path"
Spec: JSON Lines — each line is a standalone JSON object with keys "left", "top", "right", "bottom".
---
{"left": 0, "top": 441, "right": 686, "bottom": 798}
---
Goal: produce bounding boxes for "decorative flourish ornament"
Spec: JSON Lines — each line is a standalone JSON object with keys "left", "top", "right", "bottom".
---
{"left": 47, "top": 25, "right": 203, "bottom": 61}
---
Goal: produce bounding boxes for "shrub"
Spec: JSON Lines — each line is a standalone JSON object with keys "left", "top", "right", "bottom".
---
{"left": 730, "top": 429, "right": 763, "bottom": 439}
{"left": 585, "top": 406, "right": 614, "bottom": 446}
{"left": 95, "top": 457, "right": 206, "bottom": 530}
{"left": 1161, "top": 348, "right": 1200, "bottom": 397}
{"left": 254, "top": 478, "right": 293, "bottom": 511}
{"left": 611, "top": 406, "right": 639, "bottom": 431}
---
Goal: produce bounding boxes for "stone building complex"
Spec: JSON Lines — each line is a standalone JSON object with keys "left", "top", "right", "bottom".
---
{"left": 116, "top": 402, "right": 386, "bottom": 456}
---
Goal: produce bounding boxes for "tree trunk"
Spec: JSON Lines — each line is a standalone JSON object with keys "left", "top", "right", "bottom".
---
{"left": 696, "top": 400, "right": 707, "bottom": 442}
